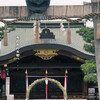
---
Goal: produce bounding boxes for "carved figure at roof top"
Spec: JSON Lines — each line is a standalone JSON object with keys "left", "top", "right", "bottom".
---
{"left": 40, "top": 28, "right": 55, "bottom": 39}
{"left": 26, "top": 0, "right": 50, "bottom": 13}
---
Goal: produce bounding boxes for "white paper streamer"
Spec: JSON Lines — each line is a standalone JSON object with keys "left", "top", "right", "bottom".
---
{"left": 60, "top": 20, "right": 66, "bottom": 36}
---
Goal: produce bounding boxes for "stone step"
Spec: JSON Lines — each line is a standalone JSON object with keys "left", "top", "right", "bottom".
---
{"left": 15, "top": 99, "right": 87, "bottom": 100}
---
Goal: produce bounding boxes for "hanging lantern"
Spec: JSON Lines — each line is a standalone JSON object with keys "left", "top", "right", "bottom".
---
{"left": 16, "top": 54, "right": 20, "bottom": 57}
{"left": 16, "top": 50, "right": 20, "bottom": 53}
{"left": 4, "top": 64, "right": 7, "bottom": 67}
{"left": 16, "top": 40, "right": 19, "bottom": 43}
{"left": 16, "top": 36, "right": 20, "bottom": 39}
{"left": 15, "top": 35, "right": 20, "bottom": 64}
{"left": 16, "top": 43, "right": 19, "bottom": 46}
{"left": 1, "top": 70, "right": 6, "bottom": 79}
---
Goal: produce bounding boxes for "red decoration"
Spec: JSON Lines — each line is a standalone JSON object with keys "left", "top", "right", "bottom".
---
{"left": 46, "top": 82, "right": 48, "bottom": 100}
{"left": 1, "top": 70, "right": 6, "bottom": 79}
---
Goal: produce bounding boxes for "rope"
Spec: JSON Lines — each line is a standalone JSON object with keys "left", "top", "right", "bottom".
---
{"left": 0, "top": 12, "right": 100, "bottom": 24}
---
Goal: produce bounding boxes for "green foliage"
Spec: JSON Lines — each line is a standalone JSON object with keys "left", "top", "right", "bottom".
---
{"left": 81, "top": 60, "right": 96, "bottom": 74}
{"left": 0, "top": 32, "right": 4, "bottom": 39}
{"left": 0, "top": 32, "right": 3, "bottom": 35}
{"left": 84, "top": 74, "right": 97, "bottom": 84}
{"left": 0, "top": 26, "right": 16, "bottom": 40}
{"left": 76, "top": 27, "right": 94, "bottom": 43}
{"left": 84, "top": 43, "right": 95, "bottom": 54}
{"left": 77, "top": 27, "right": 97, "bottom": 83}
{"left": 76, "top": 27, "right": 95, "bottom": 54}
{"left": 9, "top": 27, "right": 16, "bottom": 32}
{"left": 81, "top": 60, "right": 97, "bottom": 83}
{"left": 0, "top": 26, "right": 5, "bottom": 32}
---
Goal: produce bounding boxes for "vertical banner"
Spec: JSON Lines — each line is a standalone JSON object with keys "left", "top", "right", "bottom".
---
{"left": 25, "top": 69, "right": 28, "bottom": 93}
{"left": 63, "top": 69, "right": 68, "bottom": 100}
{"left": 63, "top": 73, "right": 66, "bottom": 99}
{"left": 64, "top": 73, "right": 67, "bottom": 90}
{"left": 1, "top": 70, "right": 6, "bottom": 79}
{"left": 45, "top": 69, "right": 48, "bottom": 100}
{"left": 45, "top": 79, "right": 48, "bottom": 100}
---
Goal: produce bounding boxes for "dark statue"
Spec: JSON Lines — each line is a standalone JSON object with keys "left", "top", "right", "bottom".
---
{"left": 26, "top": 0, "right": 50, "bottom": 13}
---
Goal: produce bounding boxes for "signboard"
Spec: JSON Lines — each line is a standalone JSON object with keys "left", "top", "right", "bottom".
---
{"left": 88, "top": 88, "right": 95, "bottom": 94}
{"left": 88, "top": 88, "right": 95, "bottom": 99}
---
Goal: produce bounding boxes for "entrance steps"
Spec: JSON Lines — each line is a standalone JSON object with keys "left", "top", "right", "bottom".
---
{"left": 14, "top": 99, "right": 87, "bottom": 100}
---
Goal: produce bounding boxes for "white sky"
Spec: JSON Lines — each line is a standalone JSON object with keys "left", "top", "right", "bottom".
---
{"left": 0, "top": 0, "right": 91, "bottom": 6}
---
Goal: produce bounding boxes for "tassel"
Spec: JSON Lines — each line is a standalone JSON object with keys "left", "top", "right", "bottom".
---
{"left": 3, "top": 24, "right": 8, "bottom": 46}
{"left": 67, "top": 22, "right": 71, "bottom": 44}
{"left": 34, "top": 21, "right": 40, "bottom": 43}
{"left": 96, "top": 16, "right": 100, "bottom": 39}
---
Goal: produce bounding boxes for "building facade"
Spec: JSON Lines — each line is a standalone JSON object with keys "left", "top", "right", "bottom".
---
{"left": 0, "top": 21, "right": 94, "bottom": 100}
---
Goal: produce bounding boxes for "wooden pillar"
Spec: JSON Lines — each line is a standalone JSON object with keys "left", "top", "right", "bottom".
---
{"left": 6, "top": 77, "right": 10, "bottom": 96}
{"left": 3, "top": 24, "right": 8, "bottom": 46}
{"left": 67, "top": 23, "right": 71, "bottom": 44}
{"left": 6, "top": 77, "right": 14, "bottom": 100}
{"left": 34, "top": 21, "right": 40, "bottom": 43}
{"left": 91, "top": 1, "right": 100, "bottom": 99}
{"left": 96, "top": 16, "right": 100, "bottom": 39}
{"left": 82, "top": 81, "right": 87, "bottom": 97}
{"left": 93, "top": 16, "right": 100, "bottom": 100}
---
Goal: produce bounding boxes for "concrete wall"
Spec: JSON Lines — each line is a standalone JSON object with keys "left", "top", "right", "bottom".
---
{"left": 0, "top": 4, "right": 96, "bottom": 19}
{"left": 91, "top": 0, "right": 100, "bottom": 2}
{"left": 83, "top": 3, "right": 92, "bottom": 16}
{"left": 0, "top": 6, "right": 83, "bottom": 18}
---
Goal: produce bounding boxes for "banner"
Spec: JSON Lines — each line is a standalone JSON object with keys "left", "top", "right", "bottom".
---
{"left": 63, "top": 73, "right": 66, "bottom": 99}
{"left": 1, "top": 70, "right": 6, "bottom": 79}
{"left": 25, "top": 69, "right": 28, "bottom": 93}
{"left": 45, "top": 79, "right": 48, "bottom": 100}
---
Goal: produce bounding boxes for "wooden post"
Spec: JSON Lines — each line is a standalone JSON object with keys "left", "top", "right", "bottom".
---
{"left": 34, "top": 21, "right": 40, "bottom": 43}
{"left": 93, "top": 16, "right": 100, "bottom": 100}
{"left": 96, "top": 16, "right": 100, "bottom": 39}
{"left": 82, "top": 81, "right": 87, "bottom": 97}
{"left": 66, "top": 23, "right": 71, "bottom": 44}
{"left": 3, "top": 24, "right": 8, "bottom": 46}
